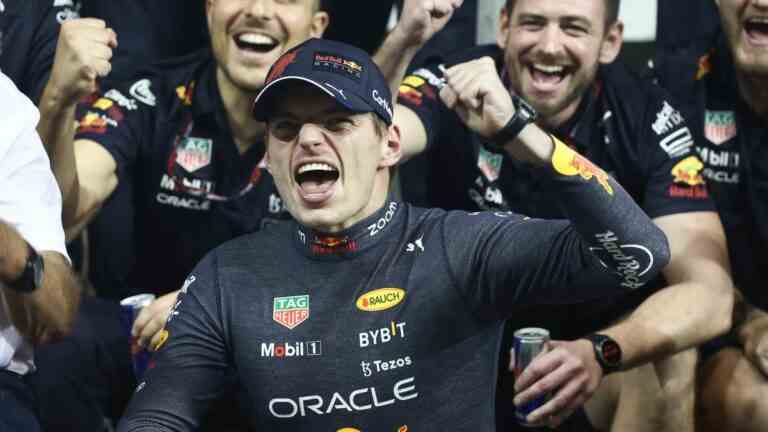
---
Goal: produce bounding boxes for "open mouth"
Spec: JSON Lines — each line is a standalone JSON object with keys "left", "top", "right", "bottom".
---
{"left": 295, "top": 162, "right": 340, "bottom": 202}
{"left": 745, "top": 17, "right": 768, "bottom": 44}
{"left": 527, "top": 63, "right": 569, "bottom": 90}
{"left": 234, "top": 32, "right": 280, "bottom": 54}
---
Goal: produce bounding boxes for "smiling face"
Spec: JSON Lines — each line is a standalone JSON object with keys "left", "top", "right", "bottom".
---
{"left": 206, "top": 0, "right": 328, "bottom": 92}
{"left": 265, "top": 83, "right": 401, "bottom": 233}
{"left": 497, "top": 0, "right": 622, "bottom": 127}
{"left": 716, "top": 0, "right": 768, "bottom": 76}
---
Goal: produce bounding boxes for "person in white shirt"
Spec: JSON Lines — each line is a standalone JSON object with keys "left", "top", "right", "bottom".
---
{"left": 0, "top": 71, "right": 80, "bottom": 432}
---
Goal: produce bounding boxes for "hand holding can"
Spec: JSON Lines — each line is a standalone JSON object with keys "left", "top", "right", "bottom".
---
{"left": 120, "top": 294, "right": 156, "bottom": 379}
{"left": 511, "top": 327, "right": 550, "bottom": 427}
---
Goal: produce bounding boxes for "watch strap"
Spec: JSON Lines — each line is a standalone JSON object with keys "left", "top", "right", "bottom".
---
{"left": 488, "top": 95, "right": 538, "bottom": 151}
{"left": 7, "top": 241, "right": 43, "bottom": 293}
{"left": 584, "top": 333, "right": 622, "bottom": 374}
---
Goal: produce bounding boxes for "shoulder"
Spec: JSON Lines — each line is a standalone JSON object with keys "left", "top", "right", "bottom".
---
{"left": 212, "top": 220, "right": 295, "bottom": 268}
{"left": 0, "top": 72, "right": 39, "bottom": 156}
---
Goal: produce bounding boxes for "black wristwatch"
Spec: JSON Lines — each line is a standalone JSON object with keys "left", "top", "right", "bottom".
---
{"left": 7, "top": 241, "right": 45, "bottom": 293}
{"left": 487, "top": 94, "right": 538, "bottom": 151}
{"left": 584, "top": 333, "right": 622, "bottom": 374}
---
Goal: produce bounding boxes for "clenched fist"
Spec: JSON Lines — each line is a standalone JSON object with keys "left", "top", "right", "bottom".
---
{"left": 48, "top": 18, "right": 117, "bottom": 104}
{"left": 396, "top": 0, "right": 464, "bottom": 47}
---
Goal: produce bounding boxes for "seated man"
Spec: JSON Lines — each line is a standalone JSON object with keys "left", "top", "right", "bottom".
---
{"left": 651, "top": 0, "right": 768, "bottom": 430}
{"left": 116, "top": 37, "right": 670, "bottom": 431}
{"left": 378, "top": 0, "right": 734, "bottom": 430}
{"left": 0, "top": 72, "right": 81, "bottom": 432}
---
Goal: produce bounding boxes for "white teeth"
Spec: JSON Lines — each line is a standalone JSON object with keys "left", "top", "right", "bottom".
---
{"left": 747, "top": 16, "right": 768, "bottom": 24}
{"left": 237, "top": 33, "right": 276, "bottom": 45}
{"left": 297, "top": 163, "right": 336, "bottom": 175}
{"left": 532, "top": 64, "right": 565, "bottom": 74}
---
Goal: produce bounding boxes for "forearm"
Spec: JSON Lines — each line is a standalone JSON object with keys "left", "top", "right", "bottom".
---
{"left": 373, "top": 28, "right": 423, "bottom": 98}
{"left": 1, "top": 224, "right": 80, "bottom": 346}
{"left": 37, "top": 82, "right": 81, "bottom": 226}
{"left": 602, "top": 280, "right": 733, "bottom": 370}
{"left": 519, "top": 128, "right": 670, "bottom": 286}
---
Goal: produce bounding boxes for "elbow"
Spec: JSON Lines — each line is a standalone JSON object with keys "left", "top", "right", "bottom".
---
{"left": 712, "top": 282, "right": 736, "bottom": 339}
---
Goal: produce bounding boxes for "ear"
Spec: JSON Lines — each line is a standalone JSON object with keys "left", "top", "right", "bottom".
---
{"left": 497, "top": 6, "right": 512, "bottom": 50}
{"left": 598, "top": 20, "right": 624, "bottom": 64}
{"left": 311, "top": 11, "right": 330, "bottom": 38}
{"left": 379, "top": 124, "right": 402, "bottom": 169}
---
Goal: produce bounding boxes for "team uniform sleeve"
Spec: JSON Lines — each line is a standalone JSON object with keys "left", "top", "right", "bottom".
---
{"left": 0, "top": 73, "right": 68, "bottom": 258}
{"left": 74, "top": 78, "right": 157, "bottom": 175}
{"left": 396, "top": 60, "right": 447, "bottom": 150}
{"left": 117, "top": 253, "right": 229, "bottom": 432}
{"left": 639, "top": 90, "right": 715, "bottom": 218}
{"left": 442, "top": 138, "right": 671, "bottom": 320}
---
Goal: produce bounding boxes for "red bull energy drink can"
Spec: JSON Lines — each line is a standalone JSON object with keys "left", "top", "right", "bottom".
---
{"left": 513, "top": 327, "right": 550, "bottom": 427}
{"left": 120, "top": 293, "right": 156, "bottom": 379}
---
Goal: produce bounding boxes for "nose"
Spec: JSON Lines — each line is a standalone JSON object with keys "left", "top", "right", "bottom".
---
{"left": 538, "top": 24, "right": 565, "bottom": 58}
{"left": 297, "top": 123, "right": 325, "bottom": 151}
{"left": 246, "top": 0, "right": 274, "bottom": 20}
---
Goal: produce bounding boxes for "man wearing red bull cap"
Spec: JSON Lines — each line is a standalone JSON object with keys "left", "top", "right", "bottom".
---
{"left": 35, "top": 0, "right": 463, "bottom": 429}
{"left": 381, "top": 0, "right": 734, "bottom": 430}
{"left": 652, "top": 1, "right": 768, "bottom": 430}
{"left": 117, "top": 37, "right": 669, "bottom": 432}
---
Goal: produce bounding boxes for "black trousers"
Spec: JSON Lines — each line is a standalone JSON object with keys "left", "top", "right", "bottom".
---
{"left": 0, "top": 369, "right": 41, "bottom": 432}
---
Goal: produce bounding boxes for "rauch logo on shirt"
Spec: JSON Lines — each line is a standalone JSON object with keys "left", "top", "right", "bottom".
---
{"left": 356, "top": 288, "right": 405, "bottom": 312}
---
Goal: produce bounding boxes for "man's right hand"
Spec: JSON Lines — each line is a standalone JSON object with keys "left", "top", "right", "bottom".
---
{"left": 48, "top": 18, "right": 117, "bottom": 105}
{"left": 395, "top": 0, "right": 464, "bottom": 48}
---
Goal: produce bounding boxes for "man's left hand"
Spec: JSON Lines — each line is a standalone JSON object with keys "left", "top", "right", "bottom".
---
{"left": 742, "top": 315, "right": 768, "bottom": 377}
{"left": 132, "top": 290, "right": 180, "bottom": 350}
{"left": 511, "top": 339, "right": 603, "bottom": 428}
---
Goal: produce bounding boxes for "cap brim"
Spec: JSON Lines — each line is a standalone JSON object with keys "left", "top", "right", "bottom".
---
{"left": 252, "top": 76, "right": 372, "bottom": 122}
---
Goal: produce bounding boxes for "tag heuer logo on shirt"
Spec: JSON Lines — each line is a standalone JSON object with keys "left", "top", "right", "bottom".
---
{"left": 273, "top": 295, "right": 309, "bottom": 330}
{"left": 704, "top": 111, "right": 737, "bottom": 146}
{"left": 478, "top": 147, "right": 503, "bottom": 182}
{"left": 176, "top": 137, "right": 213, "bottom": 173}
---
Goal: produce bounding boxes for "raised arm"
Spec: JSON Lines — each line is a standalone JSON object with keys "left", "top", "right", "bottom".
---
{"left": 373, "top": 0, "right": 462, "bottom": 160}
{"left": 37, "top": 18, "right": 118, "bottom": 232}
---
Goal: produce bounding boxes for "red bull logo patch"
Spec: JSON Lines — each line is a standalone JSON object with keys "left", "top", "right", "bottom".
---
{"left": 313, "top": 51, "right": 363, "bottom": 81}
{"left": 671, "top": 156, "right": 705, "bottom": 186}
{"left": 273, "top": 295, "right": 309, "bottom": 330}
{"left": 704, "top": 110, "right": 737, "bottom": 145}
{"left": 551, "top": 136, "right": 614, "bottom": 195}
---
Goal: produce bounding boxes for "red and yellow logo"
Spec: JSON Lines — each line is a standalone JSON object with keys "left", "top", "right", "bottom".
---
{"left": 671, "top": 156, "right": 705, "bottom": 186}
{"left": 152, "top": 329, "right": 169, "bottom": 351}
{"left": 551, "top": 136, "right": 614, "bottom": 195}
{"left": 356, "top": 288, "right": 405, "bottom": 312}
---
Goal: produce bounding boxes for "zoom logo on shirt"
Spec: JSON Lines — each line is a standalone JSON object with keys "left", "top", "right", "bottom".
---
{"left": 260, "top": 341, "right": 322, "bottom": 358}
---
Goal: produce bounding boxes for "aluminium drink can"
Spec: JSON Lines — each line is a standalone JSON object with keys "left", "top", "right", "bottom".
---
{"left": 120, "top": 293, "right": 156, "bottom": 379}
{"left": 513, "top": 327, "right": 550, "bottom": 427}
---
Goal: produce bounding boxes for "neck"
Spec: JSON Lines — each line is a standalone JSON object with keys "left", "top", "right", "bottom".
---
{"left": 216, "top": 68, "right": 265, "bottom": 154}
{"left": 737, "top": 71, "right": 768, "bottom": 120}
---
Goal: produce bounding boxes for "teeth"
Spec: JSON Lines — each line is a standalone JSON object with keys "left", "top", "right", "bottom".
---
{"left": 532, "top": 64, "right": 565, "bottom": 74}
{"left": 297, "top": 163, "right": 336, "bottom": 175}
{"left": 237, "top": 33, "right": 276, "bottom": 45}
{"left": 747, "top": 16, "right": 768, "bottom": 24}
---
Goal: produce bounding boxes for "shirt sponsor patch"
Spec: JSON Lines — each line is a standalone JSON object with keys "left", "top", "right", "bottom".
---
{"left": 130, "top": 79, "right": 156, "bottom": 106}
{"left": 704, "top": 110, "right": 737, "bottom": 145}
{"left": 273, "top": 295, "right": 309, "bottom": 330}
{"left": 356, "top": 288, "right": 405, "bottom": 312}
{"left": 175, "top": 137, "right": 213, "bottom": 172}
{"left": 313, "top": 51, "right": 363, "bottom": 81}
{"left": 478, "top": 147, "right": 504, "bottom": 182}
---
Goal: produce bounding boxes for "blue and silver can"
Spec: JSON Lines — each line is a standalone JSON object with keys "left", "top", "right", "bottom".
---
{"left": 120, "top": 293, "right": 156, "bottom": 379}
{"left": 513, "top": 327, "right": 550, "bottom": 427}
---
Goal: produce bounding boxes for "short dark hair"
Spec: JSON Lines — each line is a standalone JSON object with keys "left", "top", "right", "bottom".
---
{"left": 504, "top": 0, "right": 620, "bottom": 29}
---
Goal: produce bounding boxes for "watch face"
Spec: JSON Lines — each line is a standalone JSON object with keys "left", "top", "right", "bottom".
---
{"left": 599, "top": 340, "right": 622, "bottom": 366}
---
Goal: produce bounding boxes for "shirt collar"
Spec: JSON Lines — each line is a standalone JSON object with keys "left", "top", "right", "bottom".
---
{"left": 293, "top": 199, "right": 403, "bottom": 259}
